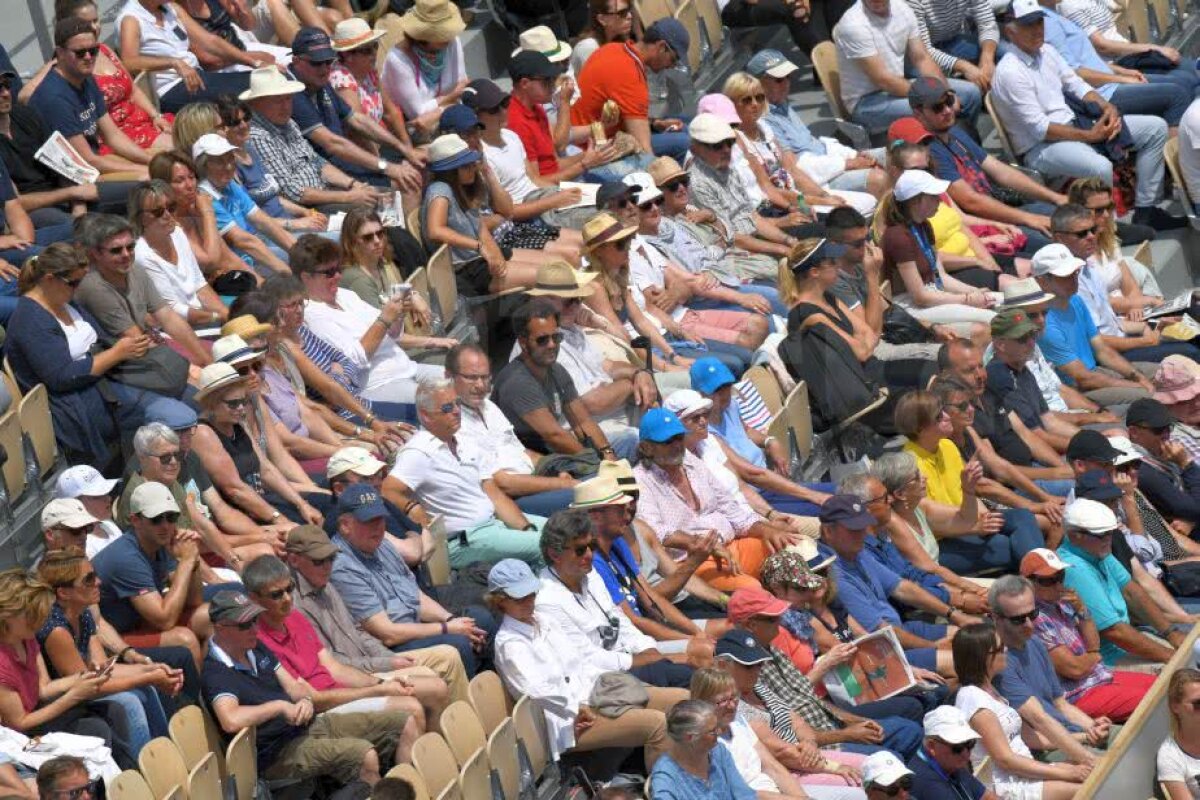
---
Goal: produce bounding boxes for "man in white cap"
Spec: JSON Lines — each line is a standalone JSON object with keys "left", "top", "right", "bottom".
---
{"left": 907, "top": 706, "right": 993, "bottom": 799}
{"left": 92, "top": 482, "right": 207, "bottom": 666}
{"left": 41, "top": 499, "right": 103, "bottom": 558}
{"left": 53, "top": 467, "right": 121, "bottom": 557}
{"left": 1058, "top": 497, "right": 1184, "bottom": 664}
{"left": 861, "top": 751, "right": 914, "bottom": 800}
{"left": 1032, "top": 243, "right": 1155, "bottom": 408}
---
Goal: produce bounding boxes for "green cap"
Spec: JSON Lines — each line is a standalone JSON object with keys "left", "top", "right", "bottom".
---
{"left": 990, "top": 307, "right": 1039, "bottom": 340}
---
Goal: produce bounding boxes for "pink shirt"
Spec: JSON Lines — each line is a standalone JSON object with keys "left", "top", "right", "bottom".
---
{"left": 257, "top": 611, "right": 339, "bottom": 691}
{"left": 0, "top": 639, "right": 41, "bottom": 712}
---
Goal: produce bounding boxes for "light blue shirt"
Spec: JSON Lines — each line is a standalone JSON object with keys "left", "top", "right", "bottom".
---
{"left": 763, "top": 103, "right": 825, "bottom": 156}
{"left": 710, "top": 398, "right": 766, "bottom": 468}
{"left": 991, "top": 43, "right": 1096, "bottom": 155}
{"left": 1057, "top": 537, "right": 1132, "bottom": 664}
{"left": 328, "top": 533, "right": 421, "bottom": 626}
{"left": 1041, "top": 8, "right": 1119, "bottom": 100}
{"left": 1038, "top": 295, "right": 1100, "bottom": 383}
{"left": 1076, "top": 259, "right": 1124, "bottom": 336}
{"left": 650, "top": 744, "right": 757, "bottom": 800}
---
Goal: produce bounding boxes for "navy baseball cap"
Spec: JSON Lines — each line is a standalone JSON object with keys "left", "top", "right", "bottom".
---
{"left": 509, "top": 50, "right": 559, "bottom": 80}
{"left": 1065, "top": 429, "right": 1121, "bottom": 463}
{"left": 1126, "top": 397, "right": 1175, "bottom": 429}
{"left": 462, "top": 78, "right": 508, "bottom": 111}
{"left": 690, "top": 357, "right": 736, "bottom": 396}
{"left": 645, "top": 18, "right": 689, "bottom": 60}
{"left": 714, "top": 627, "right": 771, "bottom": 665}
{"left": 1075, "top": 469, "right": 1123, "bottom": 502}
{"left": 292, "top": 26, "right": 336, "bottom": 61}
{"left": 639, "top": 408, "right": 686, "bottom": 443}
{"left": 819, "top": 494, "right": 875, "bottom": 530}
{"left": 439, "top": 103, "right": 481, "bottom": 134}
{"left": 337, "top": 483, "right": 387, "bottom": 521}
{"left": 596, "top": 181, "right": 635, "bottom": 208}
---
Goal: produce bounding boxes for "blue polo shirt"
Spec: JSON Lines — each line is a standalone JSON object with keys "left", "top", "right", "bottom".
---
{"left": 31, "top": 69, "right": 106, "bottom": 151}
{"left": 993, "top": 635, "right": 1077, "bottom": 732}
{"left": 293, "top": 84, "right": 353, "bottom": 139}
{"left": 927, "top": 127, "right": 991, "bottom": 185}
{"left": 650, "top": 741, "right": 756, "bottom": 800}
{"left": 328, "top": 533, "right": 422, "bottom": 626}
{"left": 830, "top": 549, "right": 903, "bottom": 632}
{"left": 1058, "top": 537, "right": 1132, "bottom": 663}
{"left": 862, "top": 532, "right": 949, "bottom": 602}
{"left": 201, "top": 641, "right": 307, "bottom": 771}
{"left": 92, "top": 531, "right": 177, "bottom": 633}
{"left": 710, "top": 398, "right": 766, "bottom": 468}
{"left": 1039, "top": 296, "right": 1099, "bottom": 385}
{"left": 203, "top": 179, "right": 260, "bottom": 236}
{"left": 908, "top": 748, "right": 986, "bottom": 800}
{"left": 1042, "top": 9, "right": 1119, "bottom": 100}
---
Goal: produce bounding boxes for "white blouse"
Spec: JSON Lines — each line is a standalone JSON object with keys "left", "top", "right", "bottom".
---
{"left": 135, "top": 227, "right": 208, "bottom": 316}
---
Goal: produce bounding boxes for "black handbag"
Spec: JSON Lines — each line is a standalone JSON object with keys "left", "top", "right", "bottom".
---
{"left": 882, "top": 303, "right": 936, "bottom": 345}
{"left": 1161, "top": 560, "right": 1200, "bottom": 597}
{"left": 109, "top": 344, "right": 191, "bottom": 398}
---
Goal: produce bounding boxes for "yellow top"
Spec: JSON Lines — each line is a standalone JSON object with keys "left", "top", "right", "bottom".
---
{"left": 929, "top": 201, "right": 973, "bottom": 258}
{"left": 903, "top": 437, "right": 965, "bottom": 507}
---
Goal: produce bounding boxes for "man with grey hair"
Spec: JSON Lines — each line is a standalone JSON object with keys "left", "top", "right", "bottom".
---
{"left": 382, "top": 378, "right": 546, "bottom": 570}
{"left": 988, "top": 572, "right": 1110, "bottom": 763}
{"left": 73, "top": 214, "right": 211, "bottom": 368}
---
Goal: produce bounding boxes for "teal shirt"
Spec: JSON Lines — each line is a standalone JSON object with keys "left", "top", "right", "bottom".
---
{"left": 1057, "top": 538, "right": 1131, "bottom": 664}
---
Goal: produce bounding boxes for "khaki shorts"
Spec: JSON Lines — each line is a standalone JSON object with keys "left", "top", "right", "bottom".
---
{"left": 264, "top": 710, "right": 409, "bottom": 783}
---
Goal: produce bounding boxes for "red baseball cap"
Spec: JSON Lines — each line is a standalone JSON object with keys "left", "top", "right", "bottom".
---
{"left": 887, "top": 117, "right": 934, "bottom": 145}
{"left": 728, "top": 588, "right": 789, "bottom": 624}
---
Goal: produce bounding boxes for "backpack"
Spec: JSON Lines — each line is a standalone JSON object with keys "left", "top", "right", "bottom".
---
{"left": 778, "top": 323, "right": 879, "bottom": 433}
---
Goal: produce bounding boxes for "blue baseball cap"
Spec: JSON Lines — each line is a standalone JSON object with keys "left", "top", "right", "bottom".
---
{"left": 292, "top": 26, "right": 336, "bottom": 61}
{"left": 746, "top": 49, "right": 799, "bottom": 79}
{"left": 818, "top": 494, "right": 875, "bottom": 530}
{"left": 438, "top": 103, "right": 481, "bottom": 134}
{"left": 690, "top": 357, "right": 736, "bottom": 396}
{"left": 645, "top": 18, "right": 689, "bottom": 61}
{"left": 487, "top": 559, "right": 542, "bottom": 598}
{"left": 639, "top": 408, "right": 686, "bottom": 443}
{"left": 1075, "top": 469, "right": 1123, "bottom": 502}
{"left": 337, "top": 483, "right": 387, "bottom": 522}
{"left": 714, "top": 627, "right": 771, "bottom": 665}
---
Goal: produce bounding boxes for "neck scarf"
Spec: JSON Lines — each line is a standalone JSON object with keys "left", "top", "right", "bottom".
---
{"left": 414, "top": 45, "right": 447, "bottom": 91}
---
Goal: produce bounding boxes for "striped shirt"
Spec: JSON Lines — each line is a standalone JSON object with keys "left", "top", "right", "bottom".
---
{"left": 904, "top": 0, "right": 1000, "bottom": 73}
{"left": 1058, "top": 0, "right": 1127, "bottom": 40}
{"left": 297, "top": 324, "right": 371, "bottom": 418}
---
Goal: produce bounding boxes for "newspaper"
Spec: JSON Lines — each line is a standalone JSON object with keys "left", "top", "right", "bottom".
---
{"left": 34, "top": 131, "right": 99, "bottom": 185}
{"left": 1145, "top": 288, "right": 1199, "bottom": 321}
{"left": 822, "top": 627, "right": 916, "bottom": 706}
{"left": 559, "top": 181, "right": 601, "bottom": 209}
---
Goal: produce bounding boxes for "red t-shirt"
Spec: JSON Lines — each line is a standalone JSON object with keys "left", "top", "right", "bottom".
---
{"left": 0, "top": 639, "right": 41, "bottom": 712}
{"left": 882, "top": 222, "right": 938, "bottom": 288}
{"left": 570, "top": 42, "right": 649, "bottom": 137}
{"left": 257, "top": 611, "right": 339, "bottom": 691}
{"left": 508, "top": 95, "right": 559, "bottom": 177}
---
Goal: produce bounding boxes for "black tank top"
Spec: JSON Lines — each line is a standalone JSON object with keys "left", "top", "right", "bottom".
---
{"left": 201, "top": 420, "right": 263, "bottom": 494}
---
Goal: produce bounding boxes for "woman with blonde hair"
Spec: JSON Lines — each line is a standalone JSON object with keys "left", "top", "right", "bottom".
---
{"left": 1067, "top": 178, "right": 1163, "bottom": 315}
{"left": 1159, "top": 667, "right": 1200, "bottom": 798}
{"left": 0, "top": 569, "right": 113, "bottom": 742}
{"left": 170, "top": 102, "right": 221, "bottom": 163}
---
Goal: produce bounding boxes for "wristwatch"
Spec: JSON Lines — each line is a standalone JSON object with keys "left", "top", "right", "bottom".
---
{"left": 377, "top": 158, "right": 389, "bottom": 173}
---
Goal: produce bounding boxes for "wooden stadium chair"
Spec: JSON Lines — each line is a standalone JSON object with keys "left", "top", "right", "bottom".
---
{"left": 224, "top": 727, "right": 257, "bottom": 800}
{"left": 512, "top": 695, "right": 551, "bottom": 783}
{"left": 18, "top": 384, "right": 61, "bottom": 490}
{"left": 693, "top": 0, "right": 724, "bottom": 56}
{"left": 458, "top": 748, "right": 491, "bottom": 800}
{"left": 170, "top": 706, "right": 226, "bottom": 777}
{"left": 386, "top": 764, "right": 432, "bottom": 800}
{"left": 1163, "top": 139, "right": 1200, "bottom": 230}
{"left": 426, "top": 245, "right": 458, "bottom": 324}
{"left": 435, "top": 784, "right": 462, "bottom": 800}
{"left": 1126, "top": 0, "right": 1151, "bottom": 41}
{"left": 439, "top": 701, "right": 488, "bottom": 766}
{"left": 743, "top": 365, "right": 783, "bottom": 418}
{"left": 0, "top": 411, "right": 27, "bottom": 514}
{"left": 164, "top": 788, "right": 183, "bottom": 800}
{"left": 406, "top": 207, "right": 423, "bottom": 248}
{"left": 488, "top": 718, "right": 520, "bottom": 800}
{"left": 672, "top": 0, "right": 704, "bottom": 73}
{"left": 111, "top": 771, "right": 157, "bottom": 800}
{"left": 131, "top": 72, "right": 160, "bottom": 112}
{"left": 879, "top": 279, "right": 892, "bottom": 302}
{"left": 1, "top": 357, "right": 19, "bottom": 405}
{"left": 412, "top": 732, "right": 460, "bottom": 798}
{"left": 633, "top": 0, "right": 675, "bottom": 28}
{"left": 138, "top": 738, "right": 190, "bottom": 800}
{"left": 767, "top": 381, "right": 813, "bottom": 462}
{"left": 425, "top": 515, "right": 452, "bottom": 587}
{"left": 186, "top": 753, "right": 221, "bottom": 800}
{"left": 468, "top": 671, "right": 509, "bottom": 736}
{"left": 810, "top": 42, "right": 853, "bottom": 122}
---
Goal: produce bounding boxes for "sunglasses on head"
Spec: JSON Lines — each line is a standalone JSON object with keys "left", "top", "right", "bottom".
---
{"left": 224, "top": 397, "right": 249, "bottom": 410}
{"left": 265, "top": 583, "right": 295, "bottom": 601}
{"left": 1000, "top": 609, "right": 1039, "bottom": 625}
{"left": 70, "top": 45, "right": 100, "bottom": 59}
{"left": 663, "top": 178, "right": 689, "bottom": 192}
{"left": 146, "top": 511, "right": 180, "bottom": 526}
{"left": 870, "top": 777, "right": 912, "bottom": 796}
{"left": 533, "top": 331, "right": 565, "bottom": 346}
{"left": 639, "top": 197, "right": 665, "bottom": 211}
{"left": 1031, "top": 573, "right": 1064, "bottom": 586}
{"left": 153, "top": 451, "right": 182, "bottom": 465}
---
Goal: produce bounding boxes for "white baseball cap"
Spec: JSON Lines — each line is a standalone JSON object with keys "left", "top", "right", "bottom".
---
{"left": 862, "top": 752, "right": 913, "bottom": 788}
{"left": 41, "top": 499, "right": 100, "bottom": 531}
{"left": 1064, "top": 497, "right": 1119, "bottom": 533}
{"left": 893, "top": 170, "right": 950, "bottom": 202}
{"left": 663, "top": 389, "right": 714, "bottom": 419}
{"left": 622, "top": 172, "right": 663, "bottom": 206}
{"left": 191, "top": 133, "right": 239, "bottom": 162}
{"left": 327, "top": 446, "right": 387, "bottom": 479}
{"left": 130, "top": 482, "right": 181, "bottom": 518}
{"left": 924, "top": 705, "right": 981, "bottom": 744}
{"left": 688, "top": 113, "right": 737, "bottom": 145}
{"left": 56, "top": 465, "right": 118, "bottom": 499}
{"left": 1030, "top": 244, "right": 1084, "bottom": 278}
{"left": 1108, "top": 435, "right": 1141, "bottom": 467}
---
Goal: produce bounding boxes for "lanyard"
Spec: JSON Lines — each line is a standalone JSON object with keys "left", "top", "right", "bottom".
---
{"left": 910, "top": 224, "right": 943, "bottom": 291}
{"left": 916, "top": 749, "right": 975, "bottom": 800}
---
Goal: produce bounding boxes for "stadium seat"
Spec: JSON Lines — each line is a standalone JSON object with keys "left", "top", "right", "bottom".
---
{"left": 412, "top": 732, "right": 460, "bottom": 798}
{"left": 633, "top": 0, "right": 676, "bottom": 28}
{"left": 984, "top": 93, "right": 1021, "bottom": 166}
{"left": 426, "top": 245, "right": 458, "bottom": 324}
{"left": 386, "top": 764, "right": 432, "bottom": 800}
{"left": 0, "top": 411, "right": 28, "bottom": 514}
{"left": 512, "top": 695, "right": 559, "bottom": 799}
{"left": 186, "top": 753, "right": 221, "bottom": 800}
{"left": 810, "top": 43, "right": 852, "bottom": 123}
{"left": 170, "top": 706, "right": 227, "bottom": 778}
{"left": 1163, "top": 139, "right": 1200, "bottom": 230}
{"left": 767, "top": 381, "right": 813, "bottom": 463}
{"left": 673, "top": 0, "right": 704, "bottom": 74}
{"left": 467, "top": 671, "right": 509, "bottom": 736}
{"left": 426, "top": 515, "right": 452, "bottom": 587}
{"left": 743, "top": 365, "right": 784, "bottom": 418}
{"left": 407, "top": 207, "right": 423, "bottom": 249}
{"left": 18, "top": 384, "right": 63, "bottom": 497}
{"left": 224, "top": 727, "right": 257, "bottom": 800}
{"left": 488, "top": 718, "right": 520, "bottom": 800}
{"left": 440, "top": 701, "right": 488, "bottom": 765}
{"left": 0, "top": 359, "right": 19, "bottom": 408}
{"left": 458, "top": 748, "right": 491, "bottom": 800}
{"left": 693, "top": 0, "right": 725, "bottom": 59}
{"left": 111, "top": 771, "right": 157, "bottom": 800}
{"left": 137, "top": 738, "right": 190, "bottom": 800}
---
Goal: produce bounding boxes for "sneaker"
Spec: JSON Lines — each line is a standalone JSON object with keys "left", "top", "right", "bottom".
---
{"left": 1132, "top": 206, "right": 1188, "bottom": 231}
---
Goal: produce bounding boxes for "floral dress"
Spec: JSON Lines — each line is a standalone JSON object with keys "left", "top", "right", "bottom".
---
{"left": 330, "top": 64, "right": 385, "bottom": 124}
{"left": 93, "top": 44, "right": 173, "bottom": 153}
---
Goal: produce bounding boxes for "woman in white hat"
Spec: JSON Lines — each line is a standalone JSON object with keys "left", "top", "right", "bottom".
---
{"left": 877, "top": 170, "right": 999, "bottom": 333}
{"left": 380, "top": 0, "right": 468, "bottom": 136}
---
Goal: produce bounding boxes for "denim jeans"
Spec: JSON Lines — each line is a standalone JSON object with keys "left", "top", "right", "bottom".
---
{"left": 90, "top": 687, "right": 168, "bottom": 769}
{"left": 1108, "top": 77, "right": 1192, "bottom": 125}
{"left": 758, "top": 483, "right": 838, "bottom": 517}
{"left": 1120, "top": 340, "right": 1200, "bottom": 363}
{"left": 838, "top": 716, "right": 924, "bottom": 761}
{"left": 515, "top": 488, "right": 575, "bottom": 517}
{"left": 0, "top": 223, "right": 78, "bottom": 322}
{"left": 1035, "top": 478, "right": 1075, "bottom": 497}
{"left": 832, "top": 682, "right": 949, "bottom": 722}
{"left": 391, "top": 604, "right": 497, "bottom": 677}
{"left": 937, "top": 508, "right": 1044, "bottom": 574}
{"left": 669, "top": 338, "right": 755, "bottom": 374}
{"left": 851, "top": 79, "right": 982, "bottom": 135}
{"left": 159, "top": 70, "right": 253, "bottom": 113}
{"left": 651, "top": 130, "right": 691, "bottom": 161}
{"left": 1023, "top": 114, "right": 1168, "bottom": 207}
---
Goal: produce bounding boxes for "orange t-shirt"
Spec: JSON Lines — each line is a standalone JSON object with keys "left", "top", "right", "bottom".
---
{"left": 570, "top": 41, "right": 649, "bottom": 137}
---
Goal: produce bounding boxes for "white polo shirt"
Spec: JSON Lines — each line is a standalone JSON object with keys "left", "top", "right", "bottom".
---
{"left": 457, "top": 399, "right": 534, "bottom": 478}
{"left": 389, "top": 430, "right": 495, "bottom": 531}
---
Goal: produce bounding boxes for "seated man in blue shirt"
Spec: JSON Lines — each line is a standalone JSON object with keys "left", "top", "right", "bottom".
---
{"left": 1057, "top": 498, "right": 1181, "bottom": 664}
{"left": 820, "top": 494, "right": 978, "bottom": 674}
{"left": 32, "top": 18, "right": 149, "bottom": 180}
{"left": 908, "top": 706, "right": 996, "bottom": 800}
{"left": 1032, "top": 244, "right": 1155, "bottom": 409}
{"left": 288, "top": 28, "right": 421, "bottom": 195}
{"left": 989, "top": 573, "right": 1111, "bottom": 762}
{"left": 987, "top": 306, "right": 1074, "bottom": 456}
{"left": 328, "top": 484, "right": 494, "bottom": 676}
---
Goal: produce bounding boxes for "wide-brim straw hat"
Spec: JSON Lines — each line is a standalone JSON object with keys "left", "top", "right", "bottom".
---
{"left": 332, "top": 18, "right": 387, "bottom": 51}
{"left": 582, "top": 212, "right": 637, "bottom": 251}
{"left": 239, "top": 67, "right": 305, "bottom": 101}
{"left": 399, "top": 0, "right": 466, "bottom": 42}
{"left": 526, "top": 260, "right": 597, "bottom": 298}
{"left": 221, "top": 314, "right": 274, "bottom": 341}
{"left": 194, "top": 362, "right": 249, "bottom": 404}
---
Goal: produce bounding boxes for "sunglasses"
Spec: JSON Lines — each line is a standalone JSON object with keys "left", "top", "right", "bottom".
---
{"left": 78, "top": 572, "right": 100, "bottom": 587}
{"left": 152, "top": 451, "right": 182, "bottom": 465}
{"left": 229, "top": 620, "right": 257, "bottom": 631}
{"left": 706, "top": 139, "right": 735, "bottom": 151}
{"left": 1059, "top": 225, "right": 1097, "bottom": 238}
{"left": 223, "top": 397, "right": 249, "bottom": 409}
{"left": 945, "top": 400, "right": 972, "bottom": 411}
{"left": 611, "top": 239, "right": 630, "bottom": 252}
{"left": 1025, "top": 309, "right": 1046, "bottom": 320}
{"left": 925, "top": 94, "right": 957, "bottom": 114}
{"left": 145, "top": 511, "right": 180, "bottom": 526}
{"left": 870, "top": 777, "right": 912, "bottom": 796}
{"left": 359, "top": 229, "right": 385, "bottom": 243}
{"left": 572, "top": 539, "right": 598, "bottom": 556}
{"left": 56, "top": 273, "right": 85, "bottom": 288}
{"left": 639, "top": 197, "right": 665, "bottom": 211}
{"left": 1089, "top": 202, "right": 1115, "bottom": 214}
{"left": 265, "top": 583, "right": 295, "bottom": 601}
{"left": 302, "top": 57, "right": 335, "bottom": 68}
{"left": 533, "top": 331, "right": 565, "bottom": 346}
{"left": 0, "top": 78, "right": 10, "bottom": 91}
{"left": 663, "top": 178, "right": 690, "bottom": 192}
{"left": 601, "top": 6, "right": 633, "bottom": 15}
{"left": 310, "top": 555, "right": 336, "bottom": 567}
{"left": 236, "top": 362, "right": 262, "bottom": 377}
{"left": 310, "top": 267, "right": 343, "bottom": 277}
{"left": 1031, "top": 573, "right": 1064, "bottom": 586}
{"left": 738, "top": 93, "right": 766, "bottom": 105}
{"left": 937, "top": 740, "right": 971, "bottom": 755}
{"left": 351, "top": 43, "right": 379, "bottom": 55}
{"left": 70, "top": 45, "right": 100, "bottom": 59}
{"left": 1075, "top": 527, "right": 1119, "bottom": 539}
{"left": 144, "top": 203, "right": 177, "bottom": 219}
{"left": 1139, "top": 424, "right": 1172, "bottom": 436}
{"left": 435, "top": 402, "right": 458, "bottom": 414}
{"left": 999, "top": 609, "right": 1040, "bottom": 625}
{"left": 55, "top": 523, "right": 95, "bottom": 537}
{"left": 104, "top": 242, "right": 135, "bottom": 255}
{"left": 51, "top": 781, "right": 98, "bottom": 800}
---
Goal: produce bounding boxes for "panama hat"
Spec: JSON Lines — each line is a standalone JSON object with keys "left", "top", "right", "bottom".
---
{"left": 239, "top": 66, "right": 305, "bottom": 101}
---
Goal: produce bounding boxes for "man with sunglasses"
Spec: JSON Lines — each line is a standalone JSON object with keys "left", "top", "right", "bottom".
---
{"left": 861, "top": 751, "right": 915, "bottom": 799}
{"left": 1022, "top": 548, "right": 1157, "bottom": 723}
{"left": 907, "top": 706, "right": 994, "bottom": 800}
{"left": 288, "top": 27, "right": 422, "bottom": 194}
{"left": 1128, "top": 398, "right": 1200, "bottom": 526}
{"left": 1058, "top": 498, "right": 1183, "bottom": 665}
{"left": 988, "top": 573, "right": 1111, "bottom": 765}
{"left": 36, "top": 756, "right": 98, "bottom": 800}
